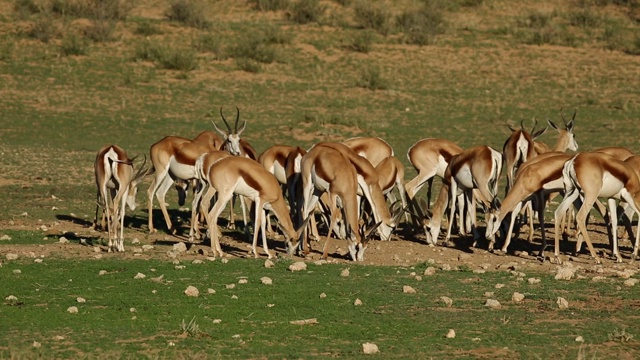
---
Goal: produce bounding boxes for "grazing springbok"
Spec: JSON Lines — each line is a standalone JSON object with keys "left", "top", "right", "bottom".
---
{"left": 423, "top": 145, "right": 503, "bottom": 247}
{"left": 553, "top": 152, "right": 640, "bottom": 264}
{"left": 299, "top": 145, "right": 374, "bottom": 261}
{"left": 532, "top": 111, "right": 578, "bottom": 155}
{"left": 199, "top": 156, "right": 305, "bottom": 258}
{"left": 94, "top": 145, "right": 148, "bottom": 252}
{"left": 342, "top": 136, "right": 394, "bottom": 167}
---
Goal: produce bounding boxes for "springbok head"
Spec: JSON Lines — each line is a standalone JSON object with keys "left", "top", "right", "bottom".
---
{"left": 212, "top": 106, "right": 246, "bottom": 156}
{"left": 547, "top": 109, "right": 578, "bottom": 152}
{"left": 124, "top": 155, "right": 150, "bottom": 211}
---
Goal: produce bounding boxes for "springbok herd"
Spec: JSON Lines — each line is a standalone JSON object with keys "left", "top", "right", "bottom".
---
{"left": 94, "top": 108, "right": 640, "bottom": 265}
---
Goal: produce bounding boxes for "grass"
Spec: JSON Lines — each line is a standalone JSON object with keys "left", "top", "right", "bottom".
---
{"left": 1, "top": 250, "right": 640, "bottom": 358}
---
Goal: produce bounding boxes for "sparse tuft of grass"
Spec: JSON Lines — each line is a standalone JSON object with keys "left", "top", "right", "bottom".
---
{"left": 396, "top": 3, "right": 446, "bottom": 46}
{"left": 192, "top": 34, "right": 227, "bottom": 59}
{"left": 348, "top": 30, "right": 375, "bottom": 53}
{"left": 356, "top": 65, "right": 388, "bottom": 90}
{"left": 288, "top": 0, "right": 326, "bottom": 24}
{"left": 165, "top": 0, "right": 211, "bottom": 30}
{"left": 83, "top": 20, "right": 117, "bottom": 42}
{"left": 27, "top": 14, "right": 58, "bottom": 43}
{"left": 134, "top": 21, "right": 163, "bottom": 36}
{"left": 179, "top": 317, "right": 201, "bottom": 337}
{"left": 250, "top": 0, "right": 290, "bottom": 11}
{"left": 132, "top": 40, "right": 198, "bottom": 71}
{"left": 231, "top": 33, "right": 278, "bottom": 64}
{"left": 236, "top": 57, "right": 263, "bottom": 73}
{"left": 60, "top": 34, "right": 89, "bottom": 56}
{"left": 608, "top": 328, "right": 634, "bottom": 342}
{"left": 50, "top": 0, "right": 131, "bottom": 20}
{"left": 567, "top": 8, "right": 602, "bottom": 28}
{"left": 353, "top": 0, "right": 393, "bottom": 36}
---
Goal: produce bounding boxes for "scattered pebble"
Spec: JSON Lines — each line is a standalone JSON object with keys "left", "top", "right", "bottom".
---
{"left": 67, "top": 306, "right": 78, "bottom": 314}
{"left": 231, "top": 295, "right": 238, "bottom": 300}
{"left": 0, "top": 235, "right": 12, "bottom": 241}
{"left": 6, "top": 253, "right": 18, "bottom": 261}
{"left": 226, "top": 284, "right": 236, "bottom": 289}
{"left": 512, "top": 292, "right": 525, "bottom": 302}
{"left": 12, "top": 269, "right": 21, "bottom": 275}
{"left": 424, "top": 267, "right": 437, "bottom": 276}
{"left": 98, "top": 270, "right": 107, "bottom": 276}
{"left": 528, "top": 277, "right": 541, "bottom": 284}
{"left": 362, "top": 342, "right": 379, "bottom": 354}
{"left": 173, "top": 242, "right": 187, "bottom": 253}
{"left": 319, "top": 293, "right": 327, "bottom": 299}
{"left": 34, "top": 258, "right": 43, "bottom": 263}
{"left": 207, "top": 288, "right": 216, "bottom": 294}
{"left": 290, "top": 318, "right": 318, "bottom": 325}
{"left": 354, "top": 298, "right": 363, "bottom": 306}
{"left": 555, "top": 266, "right": 575, "bottom": 281}
{"left": 76, "top": 297, "right": 86, "bottom": 303}
{"left": 341, "top": 268, "right": 350, "bottom": 277}
{"left": 261, "top": 277, "right": 273, "bottom": 285}
{"left": 557, "top": 297, "right": 569, "bottom": 310}
{"left": 484, "top": 292, "right": 494, "bottom": 298}
{"left": 32, "top": 341, "right": 41, "bottom": 348}
{"left": 440, "top": 296, "right": 453, "bottom": 307}
{"left": 575, "top": 336, "right": 584, "bottom": 343}
{"left": 415, "top": 275, "right": 422, "bottom": 281}
{"left": 5, "top": 295, "right": 18, "bottom": 301}
{"left": 403, "top": 285, "right": 417, "bottom": 294}
{"left": 130, "top": 308, "right": 136, "bottom": 313}
{"left": 134, "top": 273, "right": 146, "bottom": 279}
{"left": 264, "top": 259, "right": 275, "bottom": 268}
{"left": 59, "top": 237, "right": 69, "bottom": 244}
{"left": 221, "top": 258, "right": 229, "bottom": 264}
{"left": 446, "top": 329, "right": 456, "bottom": 339}
{"left": 624, "top": 278, "right": 639, "bottom": 287}
{"left": 485, "top": 299, "right": 501, "bottom": 309}
{"left": 213, "top": 319, "right": 222, "bottom": 324}
{"left": 495, "top": 283, "right": 505, "bottom": 289}
{"left": 238, "top": 278, "right": 248, "bottom": 284}
{"left": 289, "top": 262, "right": 307, "bottom": 272}
{"left": 184, "top": 286, "right": 199, "bottom": 297}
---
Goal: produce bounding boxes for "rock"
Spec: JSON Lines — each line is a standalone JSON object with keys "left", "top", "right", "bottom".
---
{"left": 458, "top": 253, "right": 470, "bottom": 261}
{"left": 150, "top": 275, "right": 165, "bottom": 283}
{"left": 134, "top": 273, "right": 146, "bottom": 279}
{"left": 238, "top": 278, "right": 248, "bottom": 284}
{"left": 415, "top": 275, "right": 422, "bottom": 281}
{"left": 33, "top": 341, "right": 41, "bottom": 348}
{"left": 341, "top": 268, "right": 350, "bottom": 277}
{"left": 98, "top": 270, "right": 107, "bottom": 276}
{"left": 129, "top": 308, "right": 136, "bottom": 313}
{"left": 319, "top": 293, "right": 327, "bottom": 299}
{"left": 226, "top": 284, "right": 236, "bottom": 289}
{"left": 289, "top": 262, "right": 307, "bottom": 272}
{"left": 484, "top": 292, "right": 494, "bottom": 298}
{"left": 528, "top": 277, "right": 541, "bottom": 284}
{"left": 264, "top": 259, "right": 275, "bottom": 268}
{"left": 557, "top": 297, "right": 569, "bottom": 309}
{"left": 403, "top": 285, "right": 417, "bottom": 294}
{"left": 495, "top": 283, "right": 505, "bottom": 289}
{"left": 6, "top": 253, "right": 18, "bottom": 260}
{"left": 473, "top": 269, "right": 486, "bottom": 274}
{"left": 76, "top": 297, "right": 86, "bottom": 303}
{"left": 221, "top": 258, "right": 229, "bottom": 264}
{"left": 173, "top": 242, "right": 187, "bottom": 253}
{"left": 441, "top": 264, "right": 452, "bottom": 271}
{"left": 174, "top": 265, "right": 185, "bottom": 270}
{"left": 512, "top": 292, "right": 525, "bottom": 302}
{"left": 34, "top": 258, "right": 43, "bottom": 264}
{"left": 446, "top": 329, "right": 456, "bottom": 339}
{"left": 440, "top": 296, "right": 453, "bottom": 307}
{"left": 575, "top": 336, "right": 584, "bottom": 342}
{"left": 617, "top": 269, "right": 636, "bottom": 279}
{"left": 0, "top": 235, "right": 11, "bottom": 241}
{"left": 59, "top": 237, "right": 69, "bottom": 244}
{"left": 313, "top": 260, "right": 327, "bottom": 265}
{"left": 184, "top": 286, "right": 199, "bottom": 297}
{"left": 131, "top": 238, "right": 141, "bottom": 245}
{"left": 207, "top": 288, "right": 216, "bottom": 294}
{"left": 424, "top": 267, "right": 437, "bottom": 276}
{"left": 485, "top": 299, "right": 501, "bottom": 309}
{"left": 624, "top": 278, "right": 639, "bottom": 287}
{"left": 231, "top": 295, "right": 238, "bottom": 300}
{"left": 5, "top": 295, "right": 17, "bottom": 301}
{"left": 362, "top": 342, "right": 379, "bottom": 354}
{"left": 12, "top": 269, "right": 21, "bottom": 275}
{"left": 213, "top": 319, "right": 222, "bottom": 324}
{"left": 67, "top": 306, "right": 78, "bottom": 314}
{"left": 354, "top": 298, "right": 363, "bottom": 306}
{"left": 261, "top": 277, "right": 273, "bottom": 285}
{"left": 93, "top": 247, "right": 101, "bottom": 253}
{"left": 53, "top": 335, "right": 64, "bottom": 341}
{"left": 142, "top": 245, "right": 154, "bottom": 251}
{"left": 592, "top": 276, "right": 607, "bottom": 282}
{"left": 290, "top": 318, "right": 319, "bottom": 325}
{"left": 555, "top": 266, "right": 575, "bottom": 280}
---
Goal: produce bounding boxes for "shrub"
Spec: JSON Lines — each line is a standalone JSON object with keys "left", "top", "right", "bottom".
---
{"left": 158, "top": 47, "right": 198, "bottom": 71}
{"left": 356, "top": 65, "right": 388, "bottom": 90}
{"left": 236, "top": 57, "right": 262, "bottom": 73}
{"left": 250, "top": 0, "right": 290, "bottom": 11}
{"left": 518, "top": 11, "right": 555, "bottom": 29}
{"left": 349, "top": 30, "right": 375, "bottom": 53}
{"left": 28, "top": 15, "right": 58, "bottom": 42}
{"left": 60, "top": 34, "right": 88, "bottom": 56}
{"left": 353, "top": 0, "right": 393, "bottom": 35}
{"left": 192, "top": 34, "right": 227, "bottom": 59}
{"left": 567, "top": 8, "right": 602, "bottom": 28}
{"left": 263, "top": 23, "right": 294, "bottom": 44}
{"left": 134, "top": 21, "right": 163, "bottom": 36}
{"left": 13, "top": 0, "right": 44, "bottom": 17}
{"left": 132, "top": 40, "right": 164, "bottom": 62}
{"left": 397, "top": 2, "right": 446, "bottom": 46}
{"left": 83, "top": 20, "right": 116, "bottom": 42}
{"left": 50, "top": 0, "right": 130, "bottom": 20}
{"left": 289, "top": 0, "right": 326, "bottom": 24}
{"left": 166, "top": 0, "right": 211, "bottom": 30}
{"left": 231, "top": 33, "right": 277, "bottom": 63}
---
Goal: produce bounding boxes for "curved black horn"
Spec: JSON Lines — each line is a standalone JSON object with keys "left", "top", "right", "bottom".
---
{"left": 519, "top": 119, "right": 525, "bottom": 131}
{"left": 234, "top": 106, "right": 240, "bottom": 133}
{"left": 559, "top": 107, "right": 567, "bottom": 127}
{"left": 219, "top": 107, "right": 232, "bottom": 133}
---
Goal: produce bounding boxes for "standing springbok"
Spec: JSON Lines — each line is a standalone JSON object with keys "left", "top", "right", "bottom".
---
{"left": 94, "top": 145, "right": 148, "bottom": 252}
{"left": 553, "top": 152, "right": 640, "bottom": 264}
{"left": 502, "top": 119, "right": 548, "bottom": 195}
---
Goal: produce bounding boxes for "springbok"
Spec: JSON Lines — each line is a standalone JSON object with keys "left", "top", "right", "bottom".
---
{"left": 94, "top": 145, "right": 148, "bottom": 252}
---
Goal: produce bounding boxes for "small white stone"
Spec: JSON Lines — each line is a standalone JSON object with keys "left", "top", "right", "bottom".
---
{"left": 226, "top": 284, "right": 236, "bottom": 289}
{"left": 53, "top": 335, "right": 64, "bottom": 341}
{"left": 5, "top": 295, "right": 18, "bottom": 301}
{"left": 34, "top": 258, "right": 43, "bottom": 263}
{"left": 238, "top": 278, "right": 248, "bottom": 284}
{"left": 192, "top": 259, "right": 204, "bottom": 265}
{"left": 473, "top": 269, "right": 486, "bottom": 274}
{"left": 446, "top": 329, "right": 456, "bottom": 339}
{"left": 403, "top": 285, "right": 417, "bottom": 294}
{"left": 173, "top": 242, "right": 187, "bottom": 253}
{"left": 557, "top": 297, "right": 569, "bottom": 310}
{"left": 289, "top": 261, "right": 308, "bottom": 272}
{"left": 32, "top": 341, "right": 41, "bottom": 348}
{"left": 512, "top": 292, "right": 525, "bottom": 302}
{"left": 555, "top": 267, "right": 575, "bottom": 281}
{"left": 362, "top": 342, "right": 379, "bottom": 354}
{"left": 12, "top": 269, "right": 21, "bottom": 275}
{"left": 6, "top": 253, "right": 18, "bottom": 260}
{"left": 424, "top": 267, "right": 437, "bottom": 276}
{"left": 98, "top": 270, "right": 107, "bottom": 276}
{"left": 134, "top": 273, "right": 146, "bottom": 279}
{"left": 130, "top": 308, "right": 136, "bottom": 313}
{"left": 67, "top": 306, "right": 79, "bottom": 314}
{"left": 184, "top": 286, "right": 199, "bottom": 297}
{"left": 174, "top": 265, "right": 185, "bottom": 270}
{"left": 575, "top": 336, "right": 584, "bottom": 342}
{"left": 485, "top": 299, "right": 501, "bottom": 309}
{"left": 76, "top": 297, "right": 86, "bottom": 303}
{"left": 231, "top": 295, "right": 238, "bottom": 300}
{"left": 341, "top": 268, "right": 350, "bottom": 277}
{"left": 261, "top": 277, "right": 273, "bottom": 285}
{"left": 495, "top": 284, "right": 505, "bottom": 289}
{"left": 415, "top": 275, "right": 422, "bottom": 281}
{"left": 484, "top": 292, "right": 494, "bottom": 298}
{"left": 264, "top": 259, "right": 275, "bottom": 268}
{"left": 58, "top": 237, "right": 69, "bottom": 244}
{"left": 141, "top": 244, "right": 154, "bottom": 251}
{"left": 267, "top": 303, "right": 275, "bottom": 308}
{"left": 319, "top": 293, "right": 327, "bottom": 299}
{"left": 354, "top": 298, "right": 363, "bottom": 306}
{"left": 624, "top": 278, "right": 639, "bottom": 287}
{"left": 213, "top": 319, "right": 222, "bottom": 324}
{"left": 440, "top": 296, "right": 453, "bottom": 307}
{"left": 0, "top": 235, "right": 12, "bottom": 241}
{"left": 221, "top": 258, "right": 229, "bottom": 264}
{"left": 528, "top": 277, "right": 541, "bottom": 284}
{"left": 131, "top": 238, "right": 141, "bottom": 244}
{"left": 207, "top": 288, "right": 216, "bottom": 294}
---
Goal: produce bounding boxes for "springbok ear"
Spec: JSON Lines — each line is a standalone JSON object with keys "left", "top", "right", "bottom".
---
{"left": 546, "top": 119, "right": 559, "bottom": 131}
{"left": 532, "top": 126, "right": 548, "bottom": 139}
{"left": 566, "top": 110, "right": 576, "bottom": 131}
{"left": 211, "top": 118, "right": 228, "bottom": 137}
{"left": 237, "top": 120, "right": 247, "bottom": 136}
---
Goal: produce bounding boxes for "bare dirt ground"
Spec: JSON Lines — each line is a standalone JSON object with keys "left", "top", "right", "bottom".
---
{"left": 2, "top": 211, "right": 639, "bottom": 278}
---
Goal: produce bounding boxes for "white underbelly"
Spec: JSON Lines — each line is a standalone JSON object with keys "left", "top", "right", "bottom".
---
{"left": 234, "top": 178, "right": 260, "bottom": 200}
{"left": 169, "top": 157, "right": 197, "bottom": 180}
{"left": 598, "top": 172, "right": 624, "bottom": 198}
{"left": 311, "top": 166, "right": 330, "bottom": 192}
{"left": 436, "top": 155, "right": 448, "bottom": 178}
{"left": 454, "top": 163, "right": 475, "bottom": 190}
{"left": 273, "top": 163, "right": 287, "bottom": 185}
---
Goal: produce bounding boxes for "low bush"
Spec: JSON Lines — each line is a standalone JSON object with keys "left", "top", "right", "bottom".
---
{"left": 353, "top": 0, "right": 393, "bottom": 35}
{"left": 289, "top": 0, "right": 326, "bottom": 24}
{"left": 165, "top": 0, "right": 211, "bottom": 30}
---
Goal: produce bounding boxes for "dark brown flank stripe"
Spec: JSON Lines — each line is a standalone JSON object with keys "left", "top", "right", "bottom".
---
{"left": 535, "top": 160, "right": 565, "bottom": 186}
{"left": 274, "top": 152, "right": 288, "bottom": 167}
{"left": 238, "top": 166, "right": 264, "bottom": 193}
